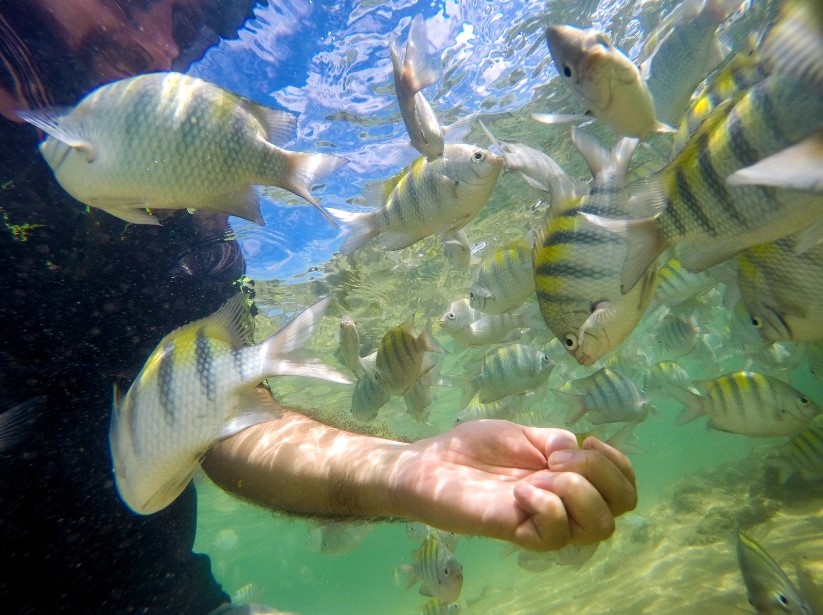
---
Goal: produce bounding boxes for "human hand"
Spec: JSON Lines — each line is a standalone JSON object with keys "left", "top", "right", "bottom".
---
{"left": 389, "top": 419, "right": 637, "bottom": 551}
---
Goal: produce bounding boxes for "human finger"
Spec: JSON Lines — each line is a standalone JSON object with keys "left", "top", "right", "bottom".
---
{"left": 526, "top": 471, "right": 615, "bottom": 545}
{"left": 546, "top": 442, "right": 638, "bottom": 517}
{"left": 511, "top": 480, "right": 570, "bottom": 551}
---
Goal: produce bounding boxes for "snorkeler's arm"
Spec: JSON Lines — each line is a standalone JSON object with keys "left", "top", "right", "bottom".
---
{"left": 200, "top": 410, "right": 637, "bottom": 551}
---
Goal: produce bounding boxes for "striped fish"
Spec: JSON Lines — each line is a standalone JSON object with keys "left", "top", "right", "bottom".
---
{"left": 533, "top": 128, "right": 657, "bottom": 366}
{"left": 328, "top": 144, "right": 502, "bottom": 255}
{"left": 737, "top": 232, "right": 823, "bottom": 343}
{"left": 736, "top": 530, "right": 814, "bottom": 614}
{"left": 438, "top": 298, "right": 534, "bottom": 347}
{"left": 422, "top": 598, "right": 462, "bottom": 614}
{"left": 669, "top": 371, "right": 820, "bottom": 436}
{"left": 401, "top": 533, "right": 464, "bottom": 603}
{"left": 350, "top": 358, "right": 390, "bottom": 423}
{"left": 765, "top": 414, "right": 823, "bottom": 484}
{"left": 374, "top": 315, "right": 445, "bottom": 396}
{"left": 109, "top": 295, "right": 350, "bottom": 515}
{"left": 470, "top": 236, "right": 535, "bottom": 315}
{"left": 600, "top": 0, "right": 823, "bottom": 293}
{"left": 390, "top": 14, "right": 444, "bottom": 161}
{"left": 455, "top": 343, "right": 554, "bottom": 410}
{"left": 657, "top": 312, "right": 702, "bottom": 358}
{"left": 556, "top": 367, "right": 650, "bottom": 426}
{"left": 647, "top": 257, "right": 718, "bottom": 313}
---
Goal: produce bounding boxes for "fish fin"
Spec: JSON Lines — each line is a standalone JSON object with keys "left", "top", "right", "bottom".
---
{"left": 195, "top": 293, "right": 256, "bottom": 348}
{"left": 606, "top": 422, "right": 646, "bottom": 455}
{"left": 531, "top": 112, "right": 592, "bottom": 126}
{"left": 727, "top": 129, "right": 823, "bottom": 192}
{"left": 665, "top": 385, "right": 707, "bottom": 425}
{"left": 571, "top": 127, "right": 638, "bottom": 185}
{"left": 761, "top": 0, "right": 823, "bottom": 91}
{"left": 653, "top": 121, "right": 677, "bottom": 134}
{"left": 241, "top": 102, "right": 297, "bottom": 147}
{"left": 578, "top": 301, "right": 617, "bottom": 343}
{"left": 379, "top": 231, "right": 421, "bottom": 251}
{"left": 402, "top": 14, "right": 440, "bottom": 92}
{"left": 454, "top": 376, "right": 479, "bottom": 411}
{"left": 553, "top": 389, "right": 588, "bottom": 425}
{"left": 421, "top": 318, "right": 447, "bottom": 354}
{"left": 0, "top": 396, "right": 47, "bottom": 453}
{"left": 793, "top": 218, "right": 823, "bottom": 255}
{"left": 275, "top": 149, "right": 349, "bottom": 224}
{"left": 442, "top": 111, "right": 477, "bottom": 145}
{"left": 795, "top": 562, "right": 823, "bottom": 615}
{"left": 396, "top": 563, "right": 417, "bottom": 590}
{"left": 258, "top": 297, "right": 351, "bottom": 383}
{"left": 87, "top": 198, "right": 162, "bottom": 226}
{"left": 16, "top": 107, "right": 97, "bottom": 162}
{"left": 419, "top": 586, "right": 435, "bottom": 598}
{"left": 218, "top": 187, "right": 264, "bottom": 226}
{"left": 326, "top": 207, "right": 379, "bottom": 256}
{"left": 676, "top": 238, "right": 743, "bottom": 273}
{"left": 581, "top": 211, "right": 666, "bottom": 294}
{"left": 220, "top": 388, "right": 284, "bottom": 439}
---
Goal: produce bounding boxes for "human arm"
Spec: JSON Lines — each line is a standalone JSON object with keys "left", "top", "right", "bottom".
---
{"left": 200, "top": 408, "right": 637, "bottom": 552}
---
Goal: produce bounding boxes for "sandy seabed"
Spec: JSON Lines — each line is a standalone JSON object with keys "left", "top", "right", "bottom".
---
{"left": 459, "top": 451, "right": 823, "bottom": 615}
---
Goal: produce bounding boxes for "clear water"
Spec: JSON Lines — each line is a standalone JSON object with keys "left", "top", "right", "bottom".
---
{"left": 181, "top": 0, "right": 823, "bottom": 613}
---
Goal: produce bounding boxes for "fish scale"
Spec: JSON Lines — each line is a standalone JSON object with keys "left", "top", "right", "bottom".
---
{"left": 110, "top": 295, "right": 349, "bottom": 515}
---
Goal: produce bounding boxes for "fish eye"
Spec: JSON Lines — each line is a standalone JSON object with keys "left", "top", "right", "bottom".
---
{"left": 594, "top": 33, "right": 611, "bottom": 48}
{"left": 750, "top": 315, "right": 763, "bottom": 328}
{"left": 563, "top": 333, "right": 578, "bottom": 350}
{"left": 447, "top": 312, "right": 456, "bottom": 320}
{"left": 562, "top": 64, "right": 572, "bottom": 78}
{"left": 800, "top": 396, "right": 809, "bottom": 405}
{"left": 472, "top": 151, "right": 485, "bottom": 163}
{"left": 779, "top": 594, "right": 788, "bottom": 605}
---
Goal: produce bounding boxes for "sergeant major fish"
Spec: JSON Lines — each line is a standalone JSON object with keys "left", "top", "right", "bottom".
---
{"left": 374, "top": 315, "right": 445, "bottom": 396}
{"left": 557, "top": 367, "right": 651, "bottom": 426}
{"left": 669, "top": 371, "right": 820, "bottom": 437}
{"left": 109, "top": 295, "right": 350, "bottom": 515}
{"left": 533, "top": 128, "right": 657, "bottom": 366}
{"left": 17, "top": 72, "right": 347, "bottom": 226}
{"left": 736, "top": 530, "right": 814, "bottom": 614}
{"left": 541, "top": 25, "right": 671, "bottom": 138}
{"left": 329, "top": 144, "right": 502, "bottom": 256}
{"left": 470, "top": 236, "right": 535, "bottom": 315}
{"left": 400, "top": 533, "right": 464, "bottom": 603}
{"left": 390, "top": 14, "right": 444, "bottom": 161}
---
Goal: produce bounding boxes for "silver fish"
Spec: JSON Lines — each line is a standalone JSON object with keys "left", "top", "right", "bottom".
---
{"left": 109, "top": 295, "right": 349, "bottom": 515}
{"left": 18, "top": 72, "right": 347, "bottom": 226}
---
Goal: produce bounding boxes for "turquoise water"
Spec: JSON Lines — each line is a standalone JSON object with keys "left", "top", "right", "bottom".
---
{"left": 188, "top": 0, "right": 823, "bottom": 613}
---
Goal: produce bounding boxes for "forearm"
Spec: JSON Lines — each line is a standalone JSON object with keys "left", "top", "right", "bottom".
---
{"left": 200, "top": 408, "right": 415, "bottom": 520}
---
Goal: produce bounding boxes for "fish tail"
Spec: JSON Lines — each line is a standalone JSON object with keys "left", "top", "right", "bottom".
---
{"left": 454, "top": 376, "right": 479, "bottom": 411}
{"left": 326, "top": 207, "right": 380, "bottom": 256}
{"left": 271, "top": 149, "right": 349, "bottom": 225}
{"left": 553, "top": 390, "right": 588, "bottom": 425}
{"left": 402, "top": 15, "right": 440, "bottom": 92}
{"left": 667, "top": 385, "right": 707, "bottom": 425}
{"left": 259, "top": 297, "right": 351, "bottom": 384}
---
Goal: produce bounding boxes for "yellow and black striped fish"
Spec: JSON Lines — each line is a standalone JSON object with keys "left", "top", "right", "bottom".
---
{"left": 766, "top": 414, "right": 823, "bottom": 484}
{"left": 401, "top": 533, "right": 464, "bottom": 603}
{"left": 374, "top": 314, "right": 445, "bottom": 396}
{"left": 109, "top": 295, "right": 349, "bottom": 515}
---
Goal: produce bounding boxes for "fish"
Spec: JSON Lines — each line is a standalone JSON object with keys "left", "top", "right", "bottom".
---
{"left": 109, "top": 295, "right": 350, "bottom": 515}
{"left": 470, "top": 236, "right": 535, "bottom": 315}
{"left": 542, "top": 25, "right": 670, "bottom": 138}
{"left": 478, "top": 120, "right": 583, "bottom": 203}
{"left": 455, "top": 343, "right": 555, "bottom": 410}
{"left": 556, "top": 367, "right": 651, "bottom": 426}
{"left": 513, "top": 541, "right": 598, "bottom": 573}
{"left": 404, "top": 364, "right": 447, "bottom": 423}
{"left": 338, "top": 315, "right": 366, "bottom": 378}
{"left": 736, "top": 530, "right": 814, "bottom": 614}
{"left": 441, "top": 230, "right": 477, "bottom": 268}
{"left": 656, "top": 312, "right": 703, "bottom": 358}
{"left": 232, "top": 583, "right": 263, "bottom": 604}
{"left": 597, "top": 0, "right": 823, "bottom": 293}
{"left": 374, "top": 315, "right": 445, "bottom": 396}
{"left": 647, "top": 257, "right": 718, "bottom": 313}
{"left": 455, "top": 389, "right": 547, "bottom": 425}
{"left": 421, "top": 599, "right": 462, "bottom": 614}
{"left": 404, "top": 524, "right": 460, "bottom": 553}
{"left": 310, "top": 520, "right": 374, "bottom": 556}
{"left": 400, "top": 533, "right": 464, "bottom": 603}
{"left": 438, "top": 298, "right": 535, "bottom": 347}
{"left": 765, "top": 414, "right": 823, "bottom": 484}
{"left": 639, "top": 0, "right": 740, "bottom": 126}
{"left": 643, "top": 360, "right": 693, "bottom": 393}
{"left": 533, "top": 128, "right": 657, "bottom": 366}
{"left": 329, "top": 144, "right": 503, "bottom": 256}
{"left": 669, "top": 371, "right": 820, "bottom": 437}
{"left": 350, "top": 358, "right": 391, "bottom": 423}
{"left": 0, "top": 396, "right": 46, "bottom": 452}
{"left": 211, "top": 604, "right": 298, "bottom": 615}
{"left": 390, "top": 14, "right": 444, "bottom": 161}
{"left": 16, "top": 72, "right": 347, "bottom": 226}
{"left": 737, "top": 233, "right": 823, "bottom": 343}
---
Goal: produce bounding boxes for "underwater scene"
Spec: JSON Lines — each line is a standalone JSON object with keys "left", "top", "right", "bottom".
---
{"left": 4, "top": 0, "right": 822, "bottom": 613}
{"left": 181, "top": 0, "right": 823, "bottom": 613}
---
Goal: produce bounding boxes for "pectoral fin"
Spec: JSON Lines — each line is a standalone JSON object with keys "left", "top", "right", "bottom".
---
{"left": 17, "top": 108, "right": 97, "bottom": 162}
